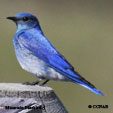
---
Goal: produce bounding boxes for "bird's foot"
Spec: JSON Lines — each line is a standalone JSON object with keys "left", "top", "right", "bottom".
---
{"left": 40, "top": 80, "right": 49, "bottom": 86}
{"left": 23, "top": 80, "right": 40, "bottom": 85}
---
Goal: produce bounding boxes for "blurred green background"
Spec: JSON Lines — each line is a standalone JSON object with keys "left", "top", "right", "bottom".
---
{"left": 0, "top": 0, "right": 112, "bottom": 113}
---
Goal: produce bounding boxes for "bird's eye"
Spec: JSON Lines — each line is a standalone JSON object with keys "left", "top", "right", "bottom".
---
{"left": 22, "top": 17, "right": 29, "bottom": 21}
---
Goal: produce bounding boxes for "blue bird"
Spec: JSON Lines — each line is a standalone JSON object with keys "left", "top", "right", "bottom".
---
{"left": 7, "top": 13, "right": 104, "bottom": 96}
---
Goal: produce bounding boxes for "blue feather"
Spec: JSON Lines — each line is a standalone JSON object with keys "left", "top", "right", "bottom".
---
{"left": 16, "top": 27, "right": 104, "bottom": 96}
{"left": 8, "top": 13, "right": 104, "bottom": 96}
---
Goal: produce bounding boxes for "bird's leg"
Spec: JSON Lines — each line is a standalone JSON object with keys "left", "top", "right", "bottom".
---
{"left": 40, "top": 80, "right": 49, "bottom": 86}
{"left": 23, "top": 80, "right": 40, "bottom": 85}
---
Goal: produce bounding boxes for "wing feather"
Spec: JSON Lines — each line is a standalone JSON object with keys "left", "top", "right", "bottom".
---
{"left": 18, "top": 31, "right": 81, "bottom": 80}
{"left": 16, "top": 30, "right": 104, "bottom": 96}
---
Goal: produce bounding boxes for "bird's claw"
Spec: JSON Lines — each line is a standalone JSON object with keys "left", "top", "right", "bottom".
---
{"left": 23, "top": 81, "right": 40, "bottom": 85}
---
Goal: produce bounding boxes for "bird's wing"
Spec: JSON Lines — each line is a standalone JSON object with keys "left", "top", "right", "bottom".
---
{"left": 17, "top": 31, "right": 81, "bottom": 79}
{"left": 17, "top": 30, "right": 104, "bottom": 96}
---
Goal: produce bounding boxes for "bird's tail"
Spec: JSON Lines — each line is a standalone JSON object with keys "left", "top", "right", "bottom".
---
{"left": 68, "top": 70, "right": 104, "bottom": 96}
{"left": 79, "top": 82, "right": 105, "bottom": 96}
{"left": 73, "top": 76, "right": 105, "bottom": 96}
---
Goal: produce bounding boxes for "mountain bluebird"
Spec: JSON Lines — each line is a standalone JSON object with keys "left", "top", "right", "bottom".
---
{"left": 7, "top": 13, "right": 104, "bottom": 96}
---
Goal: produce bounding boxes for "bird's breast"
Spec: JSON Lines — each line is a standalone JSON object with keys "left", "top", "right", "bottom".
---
{"left": 13, "top": 39, "right": 69, "bottom": 81}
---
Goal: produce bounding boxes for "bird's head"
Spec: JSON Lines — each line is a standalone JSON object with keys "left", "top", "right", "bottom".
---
{"left": 7, "top": 13, "right": 40, "bottom": 31}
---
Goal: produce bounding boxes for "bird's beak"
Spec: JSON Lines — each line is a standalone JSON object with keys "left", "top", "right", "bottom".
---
{"left": 6, "top": 16, "right": 17, "bottom": 22}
